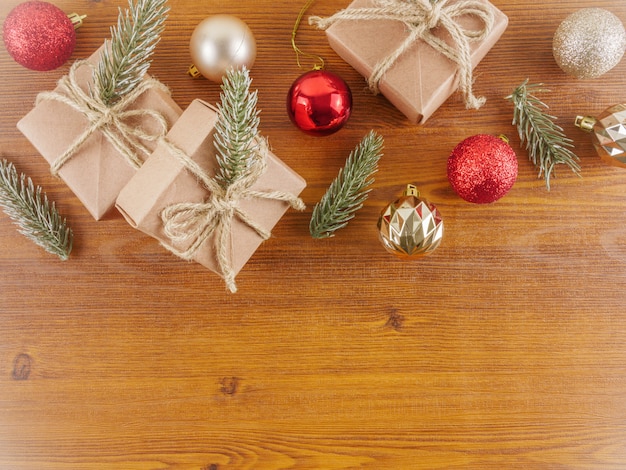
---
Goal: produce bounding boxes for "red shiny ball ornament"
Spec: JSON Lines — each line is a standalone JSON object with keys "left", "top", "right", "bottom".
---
{"left": 3, "top": 1, "right": 76, "bottom": 71}
{"left": 447, "top": 134, "right": 518, "bottom": 204}
{"left": 286, "top": 70, "right": 352, "bottom": 136}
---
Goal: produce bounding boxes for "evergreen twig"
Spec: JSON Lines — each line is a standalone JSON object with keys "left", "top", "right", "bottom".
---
{"left": 310, "top": 131, "right": 384, "bottom": 239}
{"left": 0, "top": 160, "right": 73, "bottom": 260}
{"left": 214, "top": 67, "right": 261, "bottom": 189}
{"left": 506, "top": 79, "right": 580, "bottom": 190}
{"left": 94, "top": 0, "right": 169, "bottom": 106}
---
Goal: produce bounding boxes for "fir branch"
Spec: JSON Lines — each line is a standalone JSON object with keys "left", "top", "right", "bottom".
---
{"left": 214, "top": 67, "right": 261, "bottom": 189}
{"left": 0, "top": 160, "right": 73, "bottom": 260}
{"left": 506, "top": 79, "right": 580, "bottom": 190}
{"left": 310, "top": 131, "right": 384, "bottom": 239}
{"left": 94, "top": 0, "right": 169, "bottom": 106}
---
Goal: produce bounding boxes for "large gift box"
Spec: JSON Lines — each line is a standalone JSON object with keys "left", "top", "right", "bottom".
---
{"left": 311, "top": 0, "right": 508, "bottom": 123}
{"left": 116, "top": 99, "right": 307, "bottom": 292}
{"left": 17, "top": 48, "right": 182, "bottom": 220}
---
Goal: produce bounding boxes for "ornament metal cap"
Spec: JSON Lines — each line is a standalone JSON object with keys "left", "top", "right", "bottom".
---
{"left": 403, "top": 184, "right": 419, "bottom": 197}
{"left": 68, "top": 13, "right": 87, "bottom": 30}
{"left": 574, "top": 115, "right": 597, "bottom": 132}
{"left": 188, "top": 64, "right": 201, "bottom": 78}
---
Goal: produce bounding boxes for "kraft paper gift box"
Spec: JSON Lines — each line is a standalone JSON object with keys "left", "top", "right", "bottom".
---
{"left": 17, "top": 48, "right": 182, "bottom": 220}
{"left": 311, "top": 0, "right": 508, "bottom": 123}
{"left": 116, "top": 99, "right": 307, "bottom": 291}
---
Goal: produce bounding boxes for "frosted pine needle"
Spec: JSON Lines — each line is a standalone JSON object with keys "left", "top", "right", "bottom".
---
{"left": 214, "top": 67, "right": 261, "bottom": 189}
{"left": 94, "top": 0, "right": 169, "bottom": 106}
{"left": 0, "top": 160, "right": 73, "bottom": 260}
{"left": 310, "top": 131, "right": 384, "bottom": 239}
{"left": 506, "top": 80, "right": 580, "bottom": 190}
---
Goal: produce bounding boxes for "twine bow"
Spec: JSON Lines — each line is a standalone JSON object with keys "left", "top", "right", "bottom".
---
{"left": 309, "top": 0, "right": 495, "bottom": 109}
{"left": 36, "top": 60, "right": 170, "bottom": 176}
{"left": 160, "top": 138, "right": 305, "bottom": 293}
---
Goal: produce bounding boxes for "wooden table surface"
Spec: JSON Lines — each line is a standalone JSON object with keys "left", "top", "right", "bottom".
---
{"left": 2, "top": 0, "right": 626, "bottom": 468}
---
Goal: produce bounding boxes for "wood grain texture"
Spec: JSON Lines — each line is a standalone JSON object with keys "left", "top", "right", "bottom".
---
{"left": 2, "top": 0, "right": 626, "bottom": 468}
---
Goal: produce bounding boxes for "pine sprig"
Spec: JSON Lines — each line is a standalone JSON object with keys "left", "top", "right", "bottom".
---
{"left": 506, "top": 80, "right": 580, "bottom": 190}
{"left": 0, "top": 160, "right": 73, "bottom": 260}
{"left": 310, "top": 131, "right": 384, "bottom": 239}
{"left": 94, "top": 0, "right": 169, "bottom": 106}
{"left": 214, "top": 67, "right": 261, "bottom": 189}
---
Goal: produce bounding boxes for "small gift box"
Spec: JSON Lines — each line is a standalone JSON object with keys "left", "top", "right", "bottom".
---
{"left": 116, "top": 99, "right": 306, "bottom": 292}
{"left": 310, "top": 0, "right": 508, "bottom": 123}
{"left": 17, "top": 48, "right": 182, "bottom": 220}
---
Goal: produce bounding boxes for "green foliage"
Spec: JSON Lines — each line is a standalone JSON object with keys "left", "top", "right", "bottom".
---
{"left": 94, "top": 0, "right": 169, "bottom": 106}
{"left": 506, "top": 80, "right": 580, "bottom": 190}
{"left": 214, "top": 67, "right": 261, "bottom": 189}
{"left": 310, "top": 131, "right": 384, "bottom": 239}
{"left": 0, "top": 160, "right": 73, "bottom": 260}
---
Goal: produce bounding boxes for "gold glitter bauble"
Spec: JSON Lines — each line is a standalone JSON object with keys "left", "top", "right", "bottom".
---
{"left": 378, "top": 185, "right": 444, "bottom": 259}
{"left": 553, "top": 8, "right": 626, "bottom": 79}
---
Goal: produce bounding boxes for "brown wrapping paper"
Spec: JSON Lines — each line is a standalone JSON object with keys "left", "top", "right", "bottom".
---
{"left": 17, "top": 48, "right": 182, "bottom": 220}
{"left": 115, "top": 99, "right": 307, "bottom": 282}
{"left": 319, "top": 0, "right": 508, "bottom": 123}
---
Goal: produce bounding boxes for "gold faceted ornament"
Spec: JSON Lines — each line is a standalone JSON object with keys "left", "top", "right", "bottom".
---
{"left": 575, "top": 104, "right": 626, "bottom": 168}
{"left": 377, "top": 184, "right": 444, "bottom": 259}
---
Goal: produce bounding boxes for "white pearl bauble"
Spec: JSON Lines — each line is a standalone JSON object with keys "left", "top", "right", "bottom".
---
{"left": 189, "top": 15, "right": 256, "bottom": 82}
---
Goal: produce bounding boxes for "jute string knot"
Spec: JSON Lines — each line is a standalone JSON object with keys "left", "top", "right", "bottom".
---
{"left": 424, "top": 0, "right": 443, "bottom": 29}
{"left": 36, "top": 59, "right": 170, "bottom": 176}
{"left": 159, "top": 137, "right": 305, "bottom": 293}
{"left": 309, "top": 0, "right": 494, "bottom": 110}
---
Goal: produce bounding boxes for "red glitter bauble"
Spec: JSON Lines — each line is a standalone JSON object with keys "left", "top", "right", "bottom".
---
{"left": 447, "top": 134, "right": 518, "bottom": 204}
{"left": 286, "top": 70, "right": 352, "bottom": 136}
{"left": 3, "top": 1, "right": 76, "bottom": 71}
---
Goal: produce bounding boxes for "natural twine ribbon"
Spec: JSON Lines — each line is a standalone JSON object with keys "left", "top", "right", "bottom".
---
{"left": 309, "top": 0, "right": 495, "bottom": 109}
{"left": 36, "top": 59, "right": 170, "bottom": 176}
{"left": 159, "top": 137, "right": 305, "bottom": 293}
